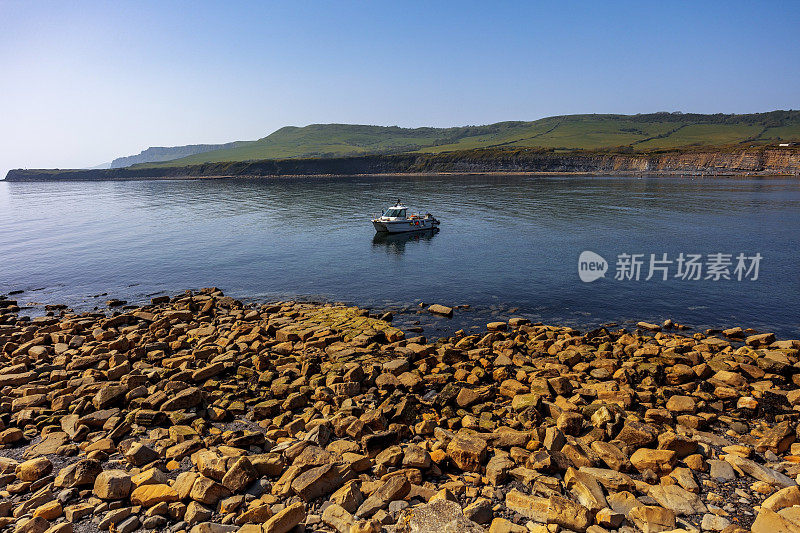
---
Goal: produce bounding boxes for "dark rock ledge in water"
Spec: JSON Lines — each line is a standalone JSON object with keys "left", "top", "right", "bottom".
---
{"left": 0, "top": 289, "right": 799, "bottom": 532}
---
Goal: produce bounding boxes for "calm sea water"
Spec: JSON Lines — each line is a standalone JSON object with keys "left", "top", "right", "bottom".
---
{"left": 1, "top": 175, "right": 799, "bottom": 338}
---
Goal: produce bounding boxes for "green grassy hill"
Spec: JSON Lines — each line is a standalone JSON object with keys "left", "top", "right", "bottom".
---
{"left": 135, "top": 111, "right": 800, "bottom": 168}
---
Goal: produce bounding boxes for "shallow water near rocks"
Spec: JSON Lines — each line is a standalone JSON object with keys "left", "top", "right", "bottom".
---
{"left": 1, "top": 174, "right": 799, "bottom": 338}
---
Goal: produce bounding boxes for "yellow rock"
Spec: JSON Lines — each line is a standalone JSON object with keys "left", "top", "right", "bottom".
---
{"left": 15, "top": 457, "right": 53, "bottom": 482}
{"left": 130, "top": 484, "right": 179, "bottom": 506}
{"left": 33, "top": 500, "right": 62, "bottom": 520}
{"left": 752, "top": 507, "right": 799, "bottom": 532}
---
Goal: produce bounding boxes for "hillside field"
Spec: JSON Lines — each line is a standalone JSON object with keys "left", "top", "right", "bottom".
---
{"left": 121, "top": 111, "right": 800, "bottom": 168}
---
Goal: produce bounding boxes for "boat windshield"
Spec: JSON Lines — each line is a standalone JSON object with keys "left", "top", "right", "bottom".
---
{"left": 384, "top": 208, "right": 406, "bottom": 218}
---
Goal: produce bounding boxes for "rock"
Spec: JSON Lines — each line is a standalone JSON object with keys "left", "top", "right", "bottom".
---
{"left": 142, "top": 515, "right": 167, "bottom": 529}
{"left": 486, "top": 453, "right": 514, "bottom": 485}
{"left": 627, "top": 505, "right": 676, "bottom": 533}
{"left": 24, "top": 432, "right": 69, "bottom": 458}
{"left": 556, "top": 411, "right": 584, "bottom": 436}
{"left": 565, "top": 468, "right": 607, "bottom": 512}
{"left": 755, "top": 420, "right": 795, "bottom": 454}
{"left": 350, "top": 518, "right": 381, "bottom": 533}
{"left": 511, "top": 393, "right": 541, "bottom": 412}
{"left": 746, "top": 332, "right": 775, "bottom": 346}
{"left": 236, "top": 501, "right": 273, "bottom": 524}
{"left": 0, "top": 427, "right": 24, "bottom": 444}
{"left": 456, "top": 388, "right": 482, "bottom": 408}
{"left": 125, "top": 442, "right": 159, "bottom": 466}
{"left": 189, "top": 476, "right": 230, "bottom": 505}
{"left": 578, "top": 467, "right": 635, "bottom": 492}
{"left": 400, "top": 499, "right": 484, "bottom": 532}
{"left": 262, "top": 501, "right": 306, "bottom": 533}
{"left": 616, "top": 421, "right": 658, "bottom": 448}
{"left": 708, "top": 459, "right": 736, "bottom": 481}
{"left": 94, "top": 470, "right": 133, "bottom": 499}
{"left": 330, "top": 481, "right": 363, "bottom": 513}
{"left": 32, "top": 500, "right": 62, "bottom": 520}
{"left": 221, "top": 457, "right": 257, "bottom": 492}
{"left": 13, "top": 517, "right": 50, "bottom": 533}
{"left": 114, "top": 516, "right": 140, "bottom": 533}
{"left": 355, "top": 475, "right": 410, "bottom": 518}
{"left": 161, "top": 387, "right": 202, "bottom": 411}
{"left": 93, "top": 383, "right": 127, "bottom": 409}
{"left": 130, "top": 483, "right": 179, "bottom": 506}
{"left": 488, "top": 518, "right": 527, "bottom": 533}
{"left": 185, "top": 501, "right": 213, "bottom": 525}
{"left": 428, "top": 305, "right": 453, "bottom": 317}
{"left": 463, "top": 498, "right": 492, "bottom": 524}
{"left": 701, "top": 514, "right": 731, "bottom": 531}
{"left": 595, "top": 507, "right": 623, "bottom": 529}
{"left": 291, "top": 463, "right": 344, "bottom": 501}
{"left": 630, "top": 448, "right": 677, "bottom": 475}
{"left": 54, "top": 459, "right": 102, "bottom": 488}
{"left": 97, "top": 507, "right": 133, "bottom": 530}
{"left": 446, "top": 434, "right": 488, "bottom": 472}
{"left": 44, "top": 524, "right": 73, "bottom": 533}
{"left": 64, "top": 503, "right": 94, "bottom": 522}
{"left": 647, "top": 485, "right": 707, "bottom": 515}
{"left": 131, "top": 466, "right": 167, "bottom": 487}
{"left": 751, "top": 507, "right": 799, "bottom": 532}
{"left": 322, "top": 503, "right": 355, "bottom": 533}
{"left": 504, "top": 490, "right": 548, "bottom": 521}
{"left": 591, "top": 441, "right": 629, "bottom": 471}
{"left": 762, "top": 485, "right": 800, "bottom": 511}
{"left": 724, "top": 453, "right": 796, "bottom": 487}
{"left": 665, "top": 395, "right": 695, "bottom": 413}
{"left": 547, "top": 494, "right": 592, "bottom": 531}
{"left": 16, "top": 456, "right": 53, "bottom": 481}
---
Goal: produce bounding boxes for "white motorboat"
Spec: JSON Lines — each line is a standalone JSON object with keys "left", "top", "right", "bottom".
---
{"left": 372, "top": 201, "right": 440, "bottom": 233}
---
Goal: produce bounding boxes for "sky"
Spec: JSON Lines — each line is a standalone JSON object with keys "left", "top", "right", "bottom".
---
{"left": 1, "top": 0, "right": 798, "bottom": 176}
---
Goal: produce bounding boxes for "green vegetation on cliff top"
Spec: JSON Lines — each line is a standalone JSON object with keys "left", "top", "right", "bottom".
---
{"left": 134, "top": 111, "right": 800, "bottom": 168}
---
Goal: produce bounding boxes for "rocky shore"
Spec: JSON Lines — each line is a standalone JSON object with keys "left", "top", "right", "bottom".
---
{"left": 1, "top": 289, "right": 800, "bottom": 533}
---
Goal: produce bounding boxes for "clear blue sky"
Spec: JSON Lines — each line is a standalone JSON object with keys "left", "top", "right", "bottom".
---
{"left": 1, "top": 0, "right": 798, "bottom": 175}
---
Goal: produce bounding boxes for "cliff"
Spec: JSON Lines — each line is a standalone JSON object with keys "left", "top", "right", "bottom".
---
{"left": 6, "top": 147, "right": 800, "bottom": 181}
{"left": 109, "top": 142, "right": 249, "bottom": 168}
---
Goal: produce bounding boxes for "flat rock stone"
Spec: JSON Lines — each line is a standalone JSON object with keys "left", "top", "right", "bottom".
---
{"left": 725, "top": 453, "right": 796, "bottom": 487}
{"left": 400, "top": 498, "right": 484, "bottom": 533}
{"left": 446, "top": 434, "right": 488, "bottom": 472}
{"left": 648, "top": 484, "right": 708, "bottom": 516}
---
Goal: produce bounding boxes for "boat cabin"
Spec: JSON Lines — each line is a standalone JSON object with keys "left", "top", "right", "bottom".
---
{"left": 382, "top": 205, "right": 407, "bottom": 219}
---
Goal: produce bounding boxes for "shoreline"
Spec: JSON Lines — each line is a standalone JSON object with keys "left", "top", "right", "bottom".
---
{"left": 5, "top": 146, "right": 800, "bottom": 181}
{"left": 1, "top": 288, "right": 799, "bottom": 532}
{"left": 6, "top": 287, "right": 797, "bottom": 344}
{"left": 4, "top": 169, "right": 800, "bottom": 183}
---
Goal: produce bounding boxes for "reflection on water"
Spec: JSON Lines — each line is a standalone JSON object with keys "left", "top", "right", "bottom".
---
{"left": 372, "top": 228, "right": 439, "bottom": 254}
{"left": 1, "top": 174, "right": 799, "bottom": 337}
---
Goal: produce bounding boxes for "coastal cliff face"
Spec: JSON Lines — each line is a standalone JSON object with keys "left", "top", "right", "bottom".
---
{"left": 109, "top": 142, "right": 247, "bottom": 168}
{"left": 6, "top": 147, "right": 800, "bottom": 181}
{"left": 438, "top": 148, "right": 800, "bottom": 174}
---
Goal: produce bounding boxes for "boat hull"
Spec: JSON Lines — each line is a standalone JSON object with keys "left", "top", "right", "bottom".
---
{"left": 373, "top": 219, "right": 438, "bottom": 233}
